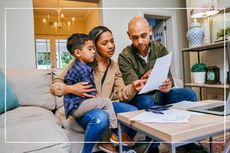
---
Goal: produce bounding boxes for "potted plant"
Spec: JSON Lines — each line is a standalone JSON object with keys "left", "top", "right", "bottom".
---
{"left": 216, "top": 26, "right": 230, "bottom": 41}
{"left": 191, "top": 63, "right": 207, "bottom": 84}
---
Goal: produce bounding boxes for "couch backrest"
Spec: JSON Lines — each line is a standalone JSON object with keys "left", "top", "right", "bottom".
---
{"left": 5, "top": 68, "right": 56, "bottom": 110}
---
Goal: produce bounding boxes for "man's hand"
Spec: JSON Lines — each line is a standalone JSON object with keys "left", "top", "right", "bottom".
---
{"left": 132, "top": 79, "right": 147, "bottom": 92}
{"left": 141, "top": 69, "right": 152, "bottom": 80}
{"left": 65, "top": 82, "right": 96, "bottom": 98}
{"left": 159, "top": 78, "right": 172, "bottom": 93}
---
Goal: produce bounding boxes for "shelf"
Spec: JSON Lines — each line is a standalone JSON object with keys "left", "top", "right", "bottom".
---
{"left": 184, "top": 83, "right": 230, "bottom": 89}
{"left": 182, "top": 41, "right": 230, "bottom": 52}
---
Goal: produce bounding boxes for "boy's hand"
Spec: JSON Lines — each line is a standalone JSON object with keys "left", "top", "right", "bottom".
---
{"left": 159, "top": 78, "right": 172, "bottom": 93}
{"left": 132, "top": 79, "right": 147, "bottom": 92}
{"left": 68, "top": 82, "right": 96, "bottom": 98}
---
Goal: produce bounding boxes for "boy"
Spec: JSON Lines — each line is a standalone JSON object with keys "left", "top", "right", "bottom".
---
{"left": 64, "top": 33, "right": 119, "bottom": 141}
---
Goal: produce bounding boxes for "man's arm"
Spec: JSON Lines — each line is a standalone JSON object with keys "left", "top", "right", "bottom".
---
{"left": 118, "top": 54, "right": 139, "bottom": 85}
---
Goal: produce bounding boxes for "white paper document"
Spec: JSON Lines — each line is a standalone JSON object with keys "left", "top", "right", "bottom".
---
{"left": 139, "top": 52, "right": 172, "bottom": 95}
{"left": 129, "top": 109, "right": 201, "bottom": 123}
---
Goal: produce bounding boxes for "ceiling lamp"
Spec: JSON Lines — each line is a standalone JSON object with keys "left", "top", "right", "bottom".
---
{"left": 42, "top": 0, "right": 75, "bottom": 32}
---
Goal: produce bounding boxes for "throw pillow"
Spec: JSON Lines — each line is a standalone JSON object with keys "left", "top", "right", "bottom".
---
{"left": 0, "top": 69, "right": 19, "bottom": 114}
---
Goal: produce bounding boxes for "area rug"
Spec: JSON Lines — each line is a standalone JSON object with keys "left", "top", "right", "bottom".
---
{"left": 161, "top": 132, "right": 230, "bottom": 153}
{"left": 200, "top": 133, "right": 230, "bottom": 153}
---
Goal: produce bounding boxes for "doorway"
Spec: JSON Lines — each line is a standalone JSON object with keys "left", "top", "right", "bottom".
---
{"left": 145, "top": 14, "right": 169, "bottom": 47}
{"left": 143, "top": 13, "right": 179, "bottom": 79}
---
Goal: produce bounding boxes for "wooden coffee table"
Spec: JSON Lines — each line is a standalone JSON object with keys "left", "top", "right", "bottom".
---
{"left": 117, "top": 101, "right": 230, "bottom": 153}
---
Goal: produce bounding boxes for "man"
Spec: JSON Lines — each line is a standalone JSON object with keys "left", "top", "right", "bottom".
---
{"left": 118, "top": 16, "right": 206, "bottom": 153}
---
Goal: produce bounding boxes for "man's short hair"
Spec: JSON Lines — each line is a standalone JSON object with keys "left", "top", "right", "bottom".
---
{"left": 66, "top": 33, "right": 90, "bottom": 55}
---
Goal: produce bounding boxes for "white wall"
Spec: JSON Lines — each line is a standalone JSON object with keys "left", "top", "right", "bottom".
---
{"left": 0, "top": 1, "right": 5, "bottom": 69}
{"left": 100, "top": 0, "right": 187, "bottom": 79}
{"left": 0, "top": 0, "right": 35, "bottom": 69}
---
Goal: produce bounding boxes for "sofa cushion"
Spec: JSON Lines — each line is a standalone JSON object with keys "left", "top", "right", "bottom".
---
{"left": 0, "top": 106, "right": 70, "bottom": 153}
{"left": 55, "top": 106, "right": 85, "bottom": 133}
{"left": 5, "top": 68, "right": 56, "bottom": 110}
{"left": 0, "top": 69, "right": 19, "bottom": 114}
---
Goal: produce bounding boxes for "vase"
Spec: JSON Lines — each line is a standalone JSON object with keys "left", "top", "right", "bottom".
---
{"left": 193, "top": 72, "right": 206, "bottom": 84}
{"left": 187, "top": 21, "right": 204, "bottom": 47}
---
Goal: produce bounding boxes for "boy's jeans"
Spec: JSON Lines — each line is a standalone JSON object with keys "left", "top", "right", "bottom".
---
{"left": 76, "top": 102, "right": 138, "bottom": 153}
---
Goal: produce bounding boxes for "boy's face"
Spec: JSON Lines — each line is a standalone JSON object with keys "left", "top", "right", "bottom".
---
{"left": 74, "top": 40, "right": 95, "bottom": 64}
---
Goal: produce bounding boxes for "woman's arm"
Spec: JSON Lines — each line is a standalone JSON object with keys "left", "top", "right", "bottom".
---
{"left": 50, "top": 77, "right": 96, "bottom": 98}
{"left": 50, "top": 60, "right": 96, "bottom": 98}
{"left": 113, "top": 64, "right": 140, "bottom": 102}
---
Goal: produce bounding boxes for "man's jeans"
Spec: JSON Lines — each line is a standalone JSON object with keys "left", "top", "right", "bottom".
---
{"left": 131, "top": 88, "right": 197, "bottom": 108}
{"left": 76, "top": 102, "right": 138, "bottom": 153}
{"left": 130, "top": 88, "right": 198, "bottom": 149}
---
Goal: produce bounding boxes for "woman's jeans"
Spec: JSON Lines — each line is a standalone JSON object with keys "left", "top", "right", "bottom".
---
{"left": 76, "top": 102, "right": 138, "bottom": 153}
{"left": 130, "top": 88, "right": 197, "bottom": 149}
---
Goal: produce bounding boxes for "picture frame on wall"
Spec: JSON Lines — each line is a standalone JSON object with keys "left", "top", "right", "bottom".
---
{"left": 205, "top": 66, "right": 220, "bottom": 84}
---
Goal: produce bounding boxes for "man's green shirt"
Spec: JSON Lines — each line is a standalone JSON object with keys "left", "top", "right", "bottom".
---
{"left": 118, "top": 40, "right": 174, "bottom": 87}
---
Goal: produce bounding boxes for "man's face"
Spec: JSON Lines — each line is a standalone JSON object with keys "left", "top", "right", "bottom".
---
{"left": 128, "top": 23, "right": 152, "bottom": 53}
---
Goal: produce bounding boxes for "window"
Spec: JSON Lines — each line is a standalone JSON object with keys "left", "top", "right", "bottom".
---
{"left": 35, "top": 39, "right": 51, "bottom": 69}
{"left": 56, "top": 39, "right": 73, "bottom": 68}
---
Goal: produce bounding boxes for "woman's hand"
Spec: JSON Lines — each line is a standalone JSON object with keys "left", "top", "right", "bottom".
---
{"left": 64, "top": 82, "right": 96, "bottom": 98}
{"left": 159, "top": 78, "right": 172, "bottom": 93}
{"left": 132, "top": 79, "right": 147, "bottom": 92}
{"left": 141, "top": 69, "right": 152, "bottom": 80}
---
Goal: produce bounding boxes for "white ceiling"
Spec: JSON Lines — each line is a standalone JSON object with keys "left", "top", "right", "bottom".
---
{"left": 33, "top": 0, "right": 99, "bottom": 20}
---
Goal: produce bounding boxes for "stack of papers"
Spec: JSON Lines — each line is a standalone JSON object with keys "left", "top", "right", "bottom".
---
{"left": 130, "top": 109, "right": 203, "bottom": 123}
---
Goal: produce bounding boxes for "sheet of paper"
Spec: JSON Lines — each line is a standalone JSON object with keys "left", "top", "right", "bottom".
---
{"left": 139, "top": 52, "right": 172, "bottom": 95}
{"left": 129, "top": 109, "right": 199, "bottom": 123}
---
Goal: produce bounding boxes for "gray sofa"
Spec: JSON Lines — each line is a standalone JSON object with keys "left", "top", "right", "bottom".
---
{"left": 0, "top": 68, "right": 85, "bottom": 153}
{"left": 0, "top": 68, "right": 184, "bottom": 153}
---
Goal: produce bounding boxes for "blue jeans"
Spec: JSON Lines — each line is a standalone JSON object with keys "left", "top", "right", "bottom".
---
{"left": 130, "top": 88, "right": 197, "bottom": 150}
{"left": 76, "top": 102, "right": 138, "bottom": 153}
{"left": 131, "top": 88, "right": 197, "bottom": 108}
{"left": 112, "top": 102, "right": 138, "bottom": 138}
{"left": 157, "top": 88, "right": 197, "bottom": 105}
{"left": 76, "top": 109, "right": 109, "bottom": 153}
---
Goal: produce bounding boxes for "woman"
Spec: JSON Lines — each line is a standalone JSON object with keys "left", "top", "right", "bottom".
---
{"left": 50, "top": 26, "right": 150, "bottom": 153}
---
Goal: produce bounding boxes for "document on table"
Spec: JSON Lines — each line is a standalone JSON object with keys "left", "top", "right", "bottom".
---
{"left": 129, "top": 109, "right": 203, "bottom": 123}
{"left": 139, "top": 52, "right": 172, "bottom": 95}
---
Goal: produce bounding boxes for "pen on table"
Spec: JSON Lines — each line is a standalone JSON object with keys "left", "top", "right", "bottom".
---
{"left": 151, "top": 110, "right": 164, "bottom": 114}
{"left": 146, "top": 109, "right": 164, "bottom": 114}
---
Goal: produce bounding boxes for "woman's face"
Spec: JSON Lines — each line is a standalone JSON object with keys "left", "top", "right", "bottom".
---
{"left": 96, "top": 31, "right": 115, "bottom": 59}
